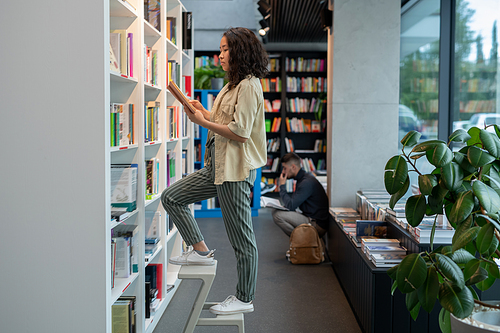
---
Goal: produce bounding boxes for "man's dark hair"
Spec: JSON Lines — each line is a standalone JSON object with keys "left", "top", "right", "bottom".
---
{"left": 282, "top": 152, "right": 301, "bottom": 167}
{"left": 222, "top": 27, "right": 269, "bottom": 90}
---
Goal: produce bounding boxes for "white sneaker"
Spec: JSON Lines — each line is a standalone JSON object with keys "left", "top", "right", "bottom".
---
{"left": 209, "top": 295, "right": 254, "bottom": 315}
{"left": 169, "top": 249, "right": 215, "bottom": 266}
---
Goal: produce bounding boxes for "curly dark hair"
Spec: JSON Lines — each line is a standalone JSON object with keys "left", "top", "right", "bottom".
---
{"left": 222, "top": 27, "right": 269, "bottom": 90}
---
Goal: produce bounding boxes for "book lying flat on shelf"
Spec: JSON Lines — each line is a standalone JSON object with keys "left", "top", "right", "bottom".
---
{"left": 167, "top": 80, "right": 196, "bottom": 114}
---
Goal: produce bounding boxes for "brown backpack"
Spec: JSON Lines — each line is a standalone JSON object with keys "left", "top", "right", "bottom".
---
{"left": 286, "top": 223, "right": 325, "bottom": 264}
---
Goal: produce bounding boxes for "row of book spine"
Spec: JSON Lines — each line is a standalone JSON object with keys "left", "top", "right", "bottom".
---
{"left": 460, "top": 99, "right": 497, "bottom": 113}
{"left": 284, "top": 137, "right": 326, "bottom": 153}
{"left": 267, "top": 138, "right": 280, "bottom": 152}
{"left": 286, "top": 76, "right": 327, "bottom": 93}
{"left": 285, "top": 117, "right": 324, "bottom": 133}
{"left": 145, "top": 46, "right": 158, "bottom": 86}
{"left": 110, "top": 30, "right": 134, "bottom": 77}
{"left": 285, "top": 57, "right": 326, "bottom": 72}
{"left": 266, "top": 117, "right": 281, "bottom": 132}
{"left": 111, "top": 103, "right": 135, "bottom": 147}
{"left": 264, "top": 99, "right": 281, "bottom": 112}
{"left": 286, "top": 97, "right": 325, "bottom": 113}
{"left": 261, "top": 77, "right": 282, "bottom": 92}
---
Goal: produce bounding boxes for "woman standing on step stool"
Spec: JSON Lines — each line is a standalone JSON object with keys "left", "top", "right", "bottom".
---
{"left": 161, "top": 27, "right": 268, "bottom": 315}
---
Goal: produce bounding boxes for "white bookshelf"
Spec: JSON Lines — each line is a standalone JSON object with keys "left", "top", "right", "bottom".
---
{"left": 0, "top": 0, "right": 193, "bottom": 332}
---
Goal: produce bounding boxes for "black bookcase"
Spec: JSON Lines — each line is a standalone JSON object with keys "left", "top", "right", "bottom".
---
{"left": 262, "top": 51, "right": 328, "bottom": 188}
{"left": 328, "top": 215, "right": 500, "bottom": 333}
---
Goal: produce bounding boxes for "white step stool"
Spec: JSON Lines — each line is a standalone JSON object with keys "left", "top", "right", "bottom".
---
{"left": 178, "top": 261, "right": 245, "bottom": 333}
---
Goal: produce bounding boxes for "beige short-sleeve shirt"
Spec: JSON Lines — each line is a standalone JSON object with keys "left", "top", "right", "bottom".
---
{"left": 205, "top": 76, "right": 267, "bottom": 185}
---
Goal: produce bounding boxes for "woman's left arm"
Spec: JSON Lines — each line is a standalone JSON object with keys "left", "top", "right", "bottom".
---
{"left": 185, "top": 110, "right": 247, "bottom": 143}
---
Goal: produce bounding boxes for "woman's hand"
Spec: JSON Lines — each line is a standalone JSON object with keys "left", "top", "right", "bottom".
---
{"left": 185, "top": 108, "right": 207, "bottom": 126}
{"left": 189, "top": 100, "right": 210, "bottom": 120}
{"left": 189, "top": 99, "right": 204, "bottom": 112}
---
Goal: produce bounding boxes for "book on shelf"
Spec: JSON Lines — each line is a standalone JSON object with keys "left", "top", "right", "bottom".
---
{"left": 261, "top": 196, "right": 288, "bottom": 211}
{"left": 355, "top": 220, "right": 388, "bottom": 242}
{"left": 111, "top": 240, "right": 116, "bottom": 287}
{"left": 370, "top": 253, "right": 405, "bottom": 268}
{"left": 167, "top": 80, "right": 196, "bottom": 114}
{"left": 145, "top": 158, "right": 160, "bottom": 199}
{"left": 145, "top": 210, "right": 160, "bottom": 242}
{"left": 144, "top": 0, "right": 161, "bottom": 32}
{"left": 364, "top": 244, "right": 407, "bottom": 256}
{"left": 147, "top": 263, "right": 163, "bottom": 300}
{"left": 111, "top": 207, "right": 131, "bottom": 222}
{"left": 111, "top": 165, "right": 137, "bottom": 212}
{"left": 166, "top": 16, "right": 177, "bottom": 44}
{"left": 112, "top": 299, "right": 134, "bottom": 333}
{"left": 145, "top": 101, "right": 159, "bottom": 142}
{"left": 117, "top": 296, "right": 137, "bottom": 333}
{"left": 113, "top": 224, "right": 139, "bottom": 273}
{"left": 182, "top": 12, "right": 193, "bottom": 50}
{"left": 285, "top": 57, "right": 326, "bottom": 72}
{"left": 113, "top": 236, "right": 131, "bottom": 278}
{"left": 110, "top": 43, "right": 120, "bottom": 73}
{"left": 110, "top": 103, "right": 135, "bottom": 147}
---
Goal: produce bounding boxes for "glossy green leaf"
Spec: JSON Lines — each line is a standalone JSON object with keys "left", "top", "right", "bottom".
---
{"left": 417, "top": 266, "right": 439, "bottom": 313}
{"left": 452, "top": 226, "right": 480, "bottom": 252}
{"left": 483, "top": 170, "right": 500, "bottom": 197}
{"left": 439, "top": 308, "right": 451, "bottom": 333}
{"left": 452, "top": 215, "right": 473, "bottom": 244}
{"left": 495, "top": 125, "right": 500, "bottom": 139}
{"left": 489, "top": 261, "right": 500, "bottom": 279}
{"left": 410, "top": 303, "right": 421, "bottom": 321}
{"left": 450, "top": 249, "right": 476, "bottom": 264}
{"left": 468, "top": 285, "right": 479, "bottom": 300}
{"left": 384, "top": 156, "right": 408, "bottom": 195}
{"left": 441, "top": 162, "right": 464, "bottom": 192}
{"left": 468, "top": 266, "right": 489, "bottom": 285}
{"left": 476, "top": 222, "right": 495, "bottom": 255}
{"left": 396, "top": 253, "right": 427, "bottom": 293}
{"left": 405, "top": 195, "right": 427, "bottom": 227}
{"left": 473, "top": 180, "right": 500, "bottom": 215}
{"left": 448, "top": 190, "right": 474, "bottom": 225}
{"left": 476, "top": 214, "right": 500, "bottom": 231}
{"left": 480, "top": 129, "right": 500, "bottom": 158}
{"left": 486, "top": 235, "right": 499, "bottom": 257}
{"left": 449, "top": 129, "right": 471, "bottom": 143}
{"left": 389, "top": 177, "right": 410, "bottom": 210}
{"left": 412, "top": 140, "right": 447, "bottom": 153}
{"left": 401, "top": 130, "right": 422, "bottom": 147}
{"left": 476, "top": 262, "right": 497, "bottom": 291}
{"left": 463, "top": 259, "right": 481, "bottom": 282}
{"left": 410, "top": 152, "right": 426, "bottom": 160}
{"left": 467, "top": 127, "right": 482, "bottom": 147}
{"left": 387, "top": 265, "right": 399, "bottom": 280}
{"left": 426, "top": 143, "right": 453, "bottom": 168}
{"left": 468, "top": 146, "right": 496, "bottom": 168}
{"left": 439, "top": 281, "right": 474, "bottom": 319}
{"left": 419, "top": 174, "right": 438, "bottom": 195}
{"left": 436, "top": 254, "right": 465, "bottom": 289}
{"left": 406, "top": 290, "right": 420, "bottom": 312}
{"left": 454, "top": 151, "right": 476, "bottom": 174}
{"left": 391, "top": 281, "right": 398, "bottom": 295}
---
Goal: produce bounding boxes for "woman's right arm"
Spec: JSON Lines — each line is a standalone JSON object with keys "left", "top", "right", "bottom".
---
{"left": 189, "top": 100, "right": 211, "bottom": 120}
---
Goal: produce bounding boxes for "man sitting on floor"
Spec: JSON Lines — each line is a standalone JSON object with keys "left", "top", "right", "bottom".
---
{"left": 272, "top": 152, "right": 329, "bottom": 237}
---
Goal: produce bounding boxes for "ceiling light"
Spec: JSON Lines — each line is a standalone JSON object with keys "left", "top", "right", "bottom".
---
{"left": 258, "top": 19, "right": 269, "bottom": 36}
{"left": 258, "top": 0, "right": 271, "bottom": 20}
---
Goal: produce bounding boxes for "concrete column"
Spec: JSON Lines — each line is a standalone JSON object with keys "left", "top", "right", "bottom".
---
{"left": 327, "top": 0, "right": 401, "bottom": 208}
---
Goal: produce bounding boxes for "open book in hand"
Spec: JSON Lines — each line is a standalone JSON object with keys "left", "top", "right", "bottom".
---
{"left": 261, "top": 196, "right": 289, "bottom": 211}
{"left": 167, "top": 80, "right": 196, "bottom": 114}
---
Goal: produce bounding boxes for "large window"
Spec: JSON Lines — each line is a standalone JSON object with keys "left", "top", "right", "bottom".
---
{"left": 452, "top": 0, "right": 499, "bottom": 133}
{"left": 400, "top": 0, "right": 441, "bottom": 144}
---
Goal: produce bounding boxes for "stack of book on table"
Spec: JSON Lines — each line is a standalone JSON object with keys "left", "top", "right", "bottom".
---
{"left": 407, "top": 215, "right": 454, "bottom": 244}
{"left": 361, "top": 238, "right": 407, "bottom": 267}
{"left": 329, "top": 207, "right": 361, "bottom": 236}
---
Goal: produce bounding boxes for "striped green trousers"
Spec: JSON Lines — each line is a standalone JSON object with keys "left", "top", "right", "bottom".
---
{"left": 161, "top": 142, "right": 258, "bottom": 302}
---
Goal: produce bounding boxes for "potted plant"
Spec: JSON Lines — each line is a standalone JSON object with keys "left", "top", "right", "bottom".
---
{"left": 194, "top": 64, "right": 226, "bottom": 90}
{"left": 384, "top": 126, "right": 500, "bottom": 332}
